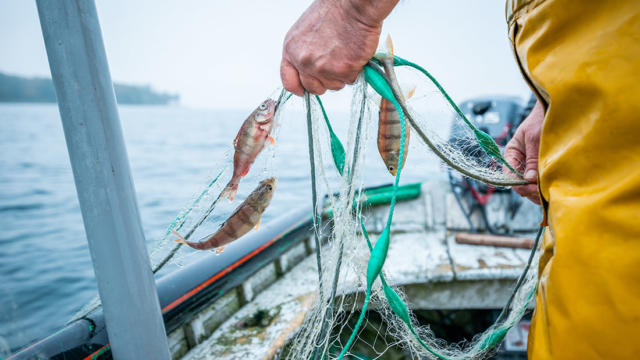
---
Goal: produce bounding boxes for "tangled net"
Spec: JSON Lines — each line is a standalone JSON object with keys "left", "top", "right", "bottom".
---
{"left": 281, "top": 53, "right": 542, "bottom": 359}
{"left": 70, "top": 45, "right": 542, "bottom": 360}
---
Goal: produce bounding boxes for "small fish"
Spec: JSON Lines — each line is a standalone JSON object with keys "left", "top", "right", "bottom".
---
{"left": 221, "top": 99, "right": 276, "bottom": 201}
{"left": 377, "top": 35, "right": 413, "bottom": 176}
{"left": 173, "top": 177, "right": 277, "bottom": 251}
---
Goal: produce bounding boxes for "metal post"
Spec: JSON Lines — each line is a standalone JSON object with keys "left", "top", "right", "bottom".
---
{"left": 36, "top": 1, "right": 171, "bottom": 359}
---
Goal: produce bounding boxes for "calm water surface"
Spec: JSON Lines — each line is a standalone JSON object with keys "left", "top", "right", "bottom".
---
{"left": 0, "top": 102, "right": 442, "bottom": 353}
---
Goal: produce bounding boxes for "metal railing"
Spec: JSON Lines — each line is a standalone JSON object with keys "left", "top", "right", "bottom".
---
{"left": 35, "top": 1, "right": 171, "bottom": 358}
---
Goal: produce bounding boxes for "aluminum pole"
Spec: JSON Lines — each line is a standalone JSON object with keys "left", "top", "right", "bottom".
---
{"left": 36, "top": 1, "right": 171, "bottom": 359}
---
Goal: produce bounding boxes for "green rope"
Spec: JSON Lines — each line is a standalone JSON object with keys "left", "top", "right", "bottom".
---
{"left": 337, "top": 64, "right": 407, "bottom": 360}
{"left": 365, "top": 61, "right": 528, "bottom": 187}
{"left": 355, "top": 211, "right": 544, "bottom": 358}
{"left": 316, "top": 95, "right": 346, "bottom": 176}
{"left": 333, "top": 62, "right": 539, "bottom": 359}
{"left": 316, "top": 89, "right": 366, "bottom": 360}
{"left": 305, "top": 54, "right": 536, "bottom": 359}
{"left": 357, "top": 216, "right": 446, "bottom": 360}
{"left": 390, "top": 55, "right": 522, "bottom": 177}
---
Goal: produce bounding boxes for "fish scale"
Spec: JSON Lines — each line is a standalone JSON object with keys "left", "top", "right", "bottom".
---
{"left": 378, "top": 95, "right": 410, "bottom": 176}
{"left": 174, "top": 177, "right": 277, "bottom": 251}
{"left": 222, "top": 98, "right": 276, "bottom": 201}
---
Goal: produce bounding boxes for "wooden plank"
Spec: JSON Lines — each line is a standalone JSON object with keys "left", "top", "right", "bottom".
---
{"left": 455, "top": 232, "right": 534, "bottom": 249}
{"left": 446, "top": 232, "right": 526, "bottom": 281}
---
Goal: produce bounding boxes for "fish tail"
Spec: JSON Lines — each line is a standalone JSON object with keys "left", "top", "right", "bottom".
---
{"left": 171, "top": 230, "right": 189, "bottom": 245}
{"left": 386, "top": 34, "right": 394, "bottom": 57}
{"left": 221, "top": 181, "right": 239, "bottom": 202}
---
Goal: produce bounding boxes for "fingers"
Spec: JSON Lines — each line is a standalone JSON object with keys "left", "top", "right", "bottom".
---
{"left": 523, "top": 132, "right": 540, "bottom": 182}
{"left": 281, "top": 60, "right": 304, "bottom": 96}
{"left": 318, "top": 61, "right": 360, "bottom": 84}
{"left": 322, "top": 78, "right": 346, "bottom": 91}
{"left": 513, "top": 183, "right": 541, "bottom": 205}
{"left": 504, "top": 121, "right": 541, "bottom": 204}
{"left": 299, "top": 74, "right": 326, "bottom": 95}
{"left": 282, "top": 58, "right": 349, "bottom": 95}
{"left": 503, "top": 136, "right": 525, "bottom": 175}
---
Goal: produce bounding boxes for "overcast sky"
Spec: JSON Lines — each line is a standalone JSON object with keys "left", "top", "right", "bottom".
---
{"left": 0, "top": 0, "right": 530, "bottom": 109}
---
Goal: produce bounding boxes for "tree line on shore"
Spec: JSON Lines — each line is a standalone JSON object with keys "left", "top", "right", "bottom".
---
{"left": 0, "top": 72, "right": 179, "bottom": 105}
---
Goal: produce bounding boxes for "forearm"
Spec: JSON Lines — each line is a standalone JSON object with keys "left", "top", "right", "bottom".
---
{"left": 337, "top": 0, "right": 399, "bottom": 28}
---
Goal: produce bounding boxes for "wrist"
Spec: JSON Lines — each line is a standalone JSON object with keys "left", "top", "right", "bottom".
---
{"left": 333, "top": 0, "right": 398, "bottom": 28}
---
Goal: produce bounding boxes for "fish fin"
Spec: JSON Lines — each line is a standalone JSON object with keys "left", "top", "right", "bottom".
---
{"left": 221, "top": 182, "right": 238, "bottom": 202}
{"left": 406, "top": 87, "right": 416, "bottom": 99}
{"left": 242, "top": 167, "right": 250, "bottom": 177}
{"left": 255, "top": 218, "right": 261, "bottom": 230}
{"left": 171, "top": 230, "right": 188, "bottom": 245}
{"left": 268, "top": 136, "right": 275, "bottom": 145}
{"left": 215, "top": 246, "right": 225, "bottom": 255}
{"left": 386, "top": 34, "right": 394, "bottom": 57}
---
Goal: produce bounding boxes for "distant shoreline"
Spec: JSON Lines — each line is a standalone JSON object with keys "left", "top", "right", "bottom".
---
{"left": 0, "top": 72, "right": 180, "bottom": 106}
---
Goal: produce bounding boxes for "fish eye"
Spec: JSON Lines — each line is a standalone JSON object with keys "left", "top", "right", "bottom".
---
{"left": 259, "top": 102, "right": 267, "bottom": 110}
{"left": 266, "top": 185, "right": 272, "bottom": 191}
{"left": 388, "top": 166, "right": 394, "bottom": 171}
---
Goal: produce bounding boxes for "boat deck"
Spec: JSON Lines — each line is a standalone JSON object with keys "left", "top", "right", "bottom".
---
{"left": 171, "top": 179, "right": 541, "bottom": 359}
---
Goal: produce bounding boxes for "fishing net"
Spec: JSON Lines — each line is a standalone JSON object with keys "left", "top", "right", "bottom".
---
{"left": 69, "top": 88, "right": 289, "bottom": 322}
{"left": 69, "top": 43, "right": 541, "bottom": 360}
{"left": 279, "top": 49, "right": 541, "bottom": 359}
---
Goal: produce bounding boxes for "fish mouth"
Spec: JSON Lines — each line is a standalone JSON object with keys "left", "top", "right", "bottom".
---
{"left": 255, "top": 99, "right": 276, "bottom": 123}
{"left": 255, "top": 114, "right": 273, "bottom": 123}
{"left": 261, "top": 177, "right": 278, "bottom": 189}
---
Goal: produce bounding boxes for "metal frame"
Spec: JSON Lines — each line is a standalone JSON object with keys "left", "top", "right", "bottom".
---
{"left": 35, "top": 1, "right": 170, "bottom": 358}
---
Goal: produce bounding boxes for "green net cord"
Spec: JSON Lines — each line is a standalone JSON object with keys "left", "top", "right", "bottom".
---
{"left": 337, "top": 65, "right": 407, "bottom": 360}
{"left": 304, "top": 60, "right": 538, "bottom": 359}
{"left": 317, "top": 66, "right": 542, "bottom": 358}
{"left": 365, "top": 61, "right": 528, "bottom": 187}
{"left": 357, "top": 210, "right": 543, "bottom": 359}
{"left": 389, "top": 55, "right": 522, "bottom": 177}
{"left": 316, "top": 95, "right": 347, "bottom": 176}
{"left": 314, "top": 90, "right": 366, "bottom": 360}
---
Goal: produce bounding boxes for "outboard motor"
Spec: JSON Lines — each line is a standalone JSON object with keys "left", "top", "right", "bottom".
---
{"left": 448, "top": 95, "right": 535, "bottom": 234}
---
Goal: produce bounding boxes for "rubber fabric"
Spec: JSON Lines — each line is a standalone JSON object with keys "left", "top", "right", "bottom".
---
{"left": 507, "top": 0, "right": 640, "bottom": 358}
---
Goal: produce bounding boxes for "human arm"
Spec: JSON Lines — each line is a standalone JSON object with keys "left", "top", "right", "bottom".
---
{"left": 281, "top": 0, "right": 399, "bottom": 95}
{"left": 504, "top": 99, "right": 544, "bottom": 204}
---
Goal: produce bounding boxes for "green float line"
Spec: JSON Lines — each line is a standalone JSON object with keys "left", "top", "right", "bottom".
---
{"left": 339, "top": 60, "right": 539, "bottom": 359}
{"left": 314, "top": 91, "right": 366, "bottom": 360}
{"left": 357, "top": 215, "right": 447, "bottom": 360}
{"left": 391, "top": 55, "right": 522, "bottom": 177}
{"left": 338, "top": 63, "right": 407, "bottom": 360}
{"left": 310, "top": 54, "right": 536, "bottom": 359}
{"left": 316, "top": 95, "right": 346, "bottom": 176}
{"left": 366, "top": 61, "right": 527, "bottom": 187}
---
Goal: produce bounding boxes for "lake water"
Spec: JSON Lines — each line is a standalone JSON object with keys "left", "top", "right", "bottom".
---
{"left": 0, "top": 102, "right": 443, "bottom": 354}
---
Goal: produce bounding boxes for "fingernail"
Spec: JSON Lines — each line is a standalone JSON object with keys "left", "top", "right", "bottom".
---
{"left": 525, "top": 169, "right": 537, "bottom": 180}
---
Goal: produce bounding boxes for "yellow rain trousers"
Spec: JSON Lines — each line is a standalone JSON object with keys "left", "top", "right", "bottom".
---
{"left": 506, "top": 0, "right": 640, "bottom": 358}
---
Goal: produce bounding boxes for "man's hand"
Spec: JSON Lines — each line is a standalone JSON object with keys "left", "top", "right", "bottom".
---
{"left": 281, "top": 0, "right": 398, "bottom": 96}
{"left": 504, "top": 100, "right": 544, "bottom": 204}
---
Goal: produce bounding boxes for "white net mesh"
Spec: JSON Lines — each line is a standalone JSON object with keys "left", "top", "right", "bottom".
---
{"left": 281, "top": 70, "right": 540, "bottom": 359}
{"left": 68, "top": 52, "right": 539, "bottom": 360}
{"left": 68, "top": 88, "right": 288, "bottom": 322}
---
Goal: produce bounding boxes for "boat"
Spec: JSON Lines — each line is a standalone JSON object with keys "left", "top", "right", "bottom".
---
{"left": 9, "top": 96, "right": 541, "bottom": 360}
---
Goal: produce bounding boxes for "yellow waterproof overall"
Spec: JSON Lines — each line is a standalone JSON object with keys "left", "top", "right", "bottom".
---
{"left": 506, "top": 0, "right": 640, "bottom": 358}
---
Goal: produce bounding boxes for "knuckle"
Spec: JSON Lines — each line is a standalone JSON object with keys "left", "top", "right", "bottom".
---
{"left": 345, "top": 71, "right": 359, "bottom": 84}
{"left": 299, "top": 51, "right": 315, "bottom": 67}
{"left": 327, "top": 82, "right": 345, "bottom": 91}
